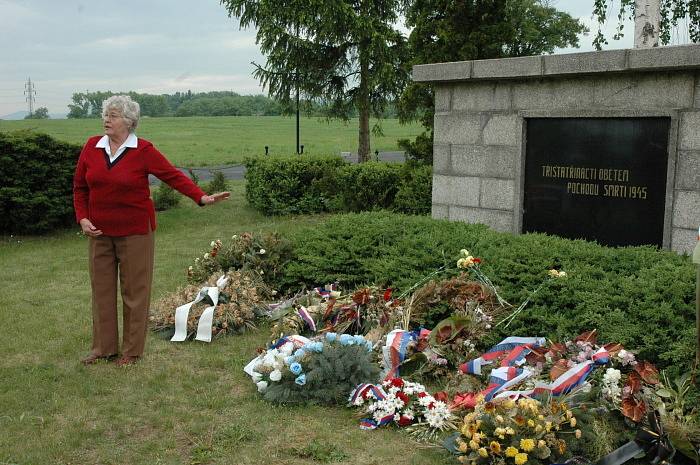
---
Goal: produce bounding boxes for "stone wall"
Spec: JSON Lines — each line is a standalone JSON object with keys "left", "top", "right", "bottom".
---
{"left": 414, "top": 45, "right": 700, "bottom": 254}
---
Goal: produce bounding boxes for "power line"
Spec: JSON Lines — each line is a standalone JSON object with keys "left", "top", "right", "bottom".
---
{"left": 24, "top": 77, "right": 37, "bottom": 115}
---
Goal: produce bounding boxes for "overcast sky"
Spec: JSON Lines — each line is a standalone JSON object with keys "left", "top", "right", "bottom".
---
{"left": 0, "top": 0, "right": 651, "bottom": 116}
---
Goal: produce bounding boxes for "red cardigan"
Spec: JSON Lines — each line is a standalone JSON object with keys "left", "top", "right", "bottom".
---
{"left": 73, "top": 135, "right": 206, "bottom": 236}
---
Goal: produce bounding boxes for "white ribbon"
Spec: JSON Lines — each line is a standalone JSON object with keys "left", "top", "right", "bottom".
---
{"left": 171, "top": 275, "right": 229, "bottom": 342}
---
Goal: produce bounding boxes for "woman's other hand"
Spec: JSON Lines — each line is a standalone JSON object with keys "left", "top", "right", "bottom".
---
{"left": 200, "top": 192, "right": 230, "bottom": 205}
{"left": 79, "top": 218, "right": 103, "bottom": 237}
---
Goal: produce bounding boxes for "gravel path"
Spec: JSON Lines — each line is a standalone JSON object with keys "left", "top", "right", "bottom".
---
{"left": 149, "top": 151, "right": 406, "bottom": 184}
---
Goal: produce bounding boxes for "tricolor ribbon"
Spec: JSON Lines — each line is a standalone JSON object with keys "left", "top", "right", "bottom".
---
{"left": 459, "top": 336, "right": 546, "bottom": 375}
{"left": 452, "top": 336, "right": 611, "bottom": 408}
{"left": 314, "top": 283, "right": 338, "bottom": 298}
{"left": 494, "top": 347, "right": 610, "bottom": 400}
{"left": 381, "top": 328, "right": 430, "bottom": 380}
{"left": 349, "top": 383, "right": 391, "bottom": 430}
{"left": 171, "top": 275, "right": 229, "bottom": 342}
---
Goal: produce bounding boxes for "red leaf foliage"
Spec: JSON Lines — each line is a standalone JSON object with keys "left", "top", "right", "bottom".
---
{"left": 352, "top": 288, "right": 371, "bottom": 305}
{"left": 574, "top": 329, "right": 597, "bottom": 345}
{"left": 634, "top": 361, "right": 659, "bottom": 385}
{"left": 603, "top": 343, "right": 624, "bottom": 356}
{"left": 622, "top": 397, "right": 646, "bottom": 422}
{"left": 626, "top": 372, "right": 642, "bottom": 393}
{"left": 550, "top": 359, "right": 569, "bottom": 381}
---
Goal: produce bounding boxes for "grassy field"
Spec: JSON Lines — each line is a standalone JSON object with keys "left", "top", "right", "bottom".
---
{"left": 0, "top": 182, "right": 449, "bottom": 465}
{"left": 0, "top": 116, "right": 422, "bottom": 167}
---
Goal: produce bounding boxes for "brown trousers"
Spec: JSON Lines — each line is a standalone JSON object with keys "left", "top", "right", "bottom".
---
{"left": 88, "top": 231, "right": 155, "bottom": 357}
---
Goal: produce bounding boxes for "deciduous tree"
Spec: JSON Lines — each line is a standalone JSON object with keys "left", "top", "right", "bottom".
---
{"left": 592, "top": 0, "right": 699, "bottom": 49}
{"left": 398, "top": 0, "right": 586, "bottom": 163}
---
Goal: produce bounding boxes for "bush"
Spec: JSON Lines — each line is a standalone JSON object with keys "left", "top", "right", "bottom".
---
{"left": 393, "top": 163, "right": 432, "bottom": 215}
{"left": 152, "top": 182, "right": 180, "bottom": 211}
{"left": 333, "top": 162, "right": 402, "bottom": 212}
{"left": 282, "top": 212, "right": 696, "bottom": 374}
{"left": 0, "top": 131, "right": 81, "bottom": 234}
{"left": 205, "top": 170, "right": 228, "bottom": 195}
{"left": 244, "top": 155, "right": 346, "bottom": 215}
{"left": 244, "top": 156, "right": 431, "bottom": 215}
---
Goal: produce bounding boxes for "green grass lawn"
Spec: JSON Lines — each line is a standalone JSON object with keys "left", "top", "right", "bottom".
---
{"left": 0, "top": 116, "right": 422, "bottom": 167}
{"left": 0, "top": 181, "right": 449, "bottom": 465}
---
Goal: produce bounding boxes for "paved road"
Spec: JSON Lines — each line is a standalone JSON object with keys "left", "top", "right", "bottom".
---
{"left": 149, "top": 151, "right": 406, "bottom": 185}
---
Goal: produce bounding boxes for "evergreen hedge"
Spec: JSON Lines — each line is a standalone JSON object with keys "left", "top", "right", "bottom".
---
{"left": 279, "top": 212, "right": 696, "bottom": 375}
{"left": 244, "top": 155, "right": 431, "bottom": 215}
{"left": 0, "top": 131, "right": 81, "bottom": 234}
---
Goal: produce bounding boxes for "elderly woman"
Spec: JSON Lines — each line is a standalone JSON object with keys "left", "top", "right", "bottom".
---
{"left": 73, "top": 95, "right": 229, "bottom": 367}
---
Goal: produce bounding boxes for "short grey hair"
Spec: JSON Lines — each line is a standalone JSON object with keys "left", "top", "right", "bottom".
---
{"left": 102, "top": 95, "right": 140, "bottom": 132}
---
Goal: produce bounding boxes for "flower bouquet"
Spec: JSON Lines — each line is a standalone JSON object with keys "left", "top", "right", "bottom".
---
{"left": 349, "top": 377, "right": 456, "bottom": 441}
{"left": 245, "top": 332, "right": 380, "bottom": 405}
{"left": 267, "top": 285, "right": 402, "bottom": 342}
{"left": 150, "top": 269, "right": 273, "bottom": 339}
{"left": 448, "top": 396, "right": 581, "bottom": 465}
{"left": 186, "top": 232, "right": 292, "bottom": 286}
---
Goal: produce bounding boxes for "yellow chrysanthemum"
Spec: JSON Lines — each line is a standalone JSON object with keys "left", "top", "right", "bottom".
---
{"left": 496, "top": 415, "right": 505, "bottom": 423}
{"left": 545, "top": 421, "right": 553, "bottom": 432}
{"left": 535, "top": 424, "right": 543, "bottom": 433}
{"left": 538, "top": 440, "right": 546, "bottom": 449}
{"left": 490, "top": 441, "right": 502, "bottom": 454}
{"left": 514, "top": 453, "right": 528, "bottom": 465}
{"left": 478, "top": 448, "right": 488, "bottom": 458}
{"left": 570, "top": 417, "right": 577, "bottom": 428}
{"left": 469, "top": 440, "right": 479, "bottom": 450}
{"left": 506, "top": 427, "right": 515, "bottom": 435}
{"left": 565, "top": 410, "right": 573, "bottom": 420}
{"left": 527, "top": 419, "right": 535, "bottom": 428}
{"left": 505, "top": 447, "right": 519, "bottom": 458}
{"left": 520, "top": 439, "right": 536, "bottom": 452}
{"left": 472, "top": 432, "right": 481, "bottom": 443}
{"left": 503, "top": 399, "right": 516, "bottom": 409}
{"left": 558, "top": 440, "right": 567, "bottom": 454}
{"left": 458, "top": 441, "right": 469, "bottom": 452}
{"left": 495, "top": 427, "right": 506, "bottom": 436}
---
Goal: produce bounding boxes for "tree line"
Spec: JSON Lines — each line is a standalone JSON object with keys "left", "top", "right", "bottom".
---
{"left": 67, "top": 91, "right": 288, "bottom": 118}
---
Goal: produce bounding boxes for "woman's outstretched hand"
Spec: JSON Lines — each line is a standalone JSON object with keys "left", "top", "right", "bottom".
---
{"left": 200, "top": 192, "right": 230, "bottom": 206}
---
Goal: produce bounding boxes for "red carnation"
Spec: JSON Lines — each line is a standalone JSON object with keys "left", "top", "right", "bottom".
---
{"left": 383, "top": 288, "right": 393, "bottom": 302}
{"left": 428, "top": 402, "right": 435, "bottom": 410}
{"left": 390, "top": 378, "right": 404, "bottom": 388}
{"left": 397, "top": 415, "right": 413, "bottom": 427}
{"left": 473, "top": 257, "right": 481, "bottom": 264}
{"left": 418, "top": 392, "right": 428, "bottom": 398}
{"left": 397, "top": 391, "right": 410, "bottom": 405}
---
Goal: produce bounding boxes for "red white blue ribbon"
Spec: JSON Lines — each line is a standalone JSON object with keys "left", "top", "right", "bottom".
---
{"left": 495, "top": 347, "right": 610, "bottom": 400}
{"left": 349, "top": 383, "right": 392, "bottom": 430}
{"left": 459, "top": 336, "right": 545, "bottom": 375}
{"left": 381, "top": 328, "right": 431, "bottom": 380}
{"left": 314, "top": 284, "right": 338, "bottom": 298}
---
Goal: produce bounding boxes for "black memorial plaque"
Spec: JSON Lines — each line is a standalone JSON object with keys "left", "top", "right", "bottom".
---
{"left": 523, "top": 118, "right": 670, "bottom": 247}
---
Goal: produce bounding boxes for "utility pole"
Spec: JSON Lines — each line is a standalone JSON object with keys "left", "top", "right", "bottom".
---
{"left": 24, "top": 77, "right": 36, "bottom": 116}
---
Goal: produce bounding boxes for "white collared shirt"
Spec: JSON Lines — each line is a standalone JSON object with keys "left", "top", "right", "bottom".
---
{"left": 96, "top": 133, "right": 138, "bottom": 163}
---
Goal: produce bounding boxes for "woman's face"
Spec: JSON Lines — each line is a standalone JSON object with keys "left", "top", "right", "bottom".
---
{"left": 103, "top": 109, "right": 129, "bottom": 139}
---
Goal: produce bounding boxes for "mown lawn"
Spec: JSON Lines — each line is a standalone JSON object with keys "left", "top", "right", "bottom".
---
{"left": 0, "top": 181, "right": 449, "bottom": 465}
{"left": 0, "top": 116, "right": 422, "bottom": 167}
